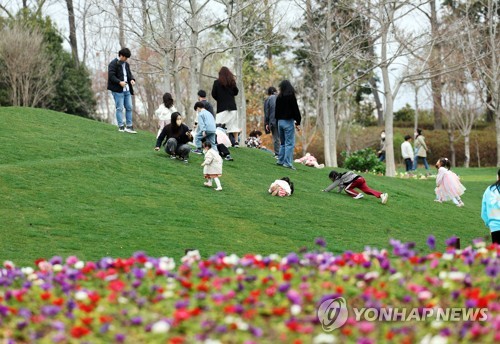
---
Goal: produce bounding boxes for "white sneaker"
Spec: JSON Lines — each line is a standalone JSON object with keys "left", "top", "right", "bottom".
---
{"left": 203, "top": 182, "right": 212, "bottom": 187}
{"left": 124, "top": 126, "right": 137, "bottom": 134}
{"left": 380, "top": 193, "right": 388, "bottom": 204}
{"left": 354, "top": 193, "right": 364, "bottom": 199}
{"left": 214, "top": 187, "right": 222, "bottom": 191}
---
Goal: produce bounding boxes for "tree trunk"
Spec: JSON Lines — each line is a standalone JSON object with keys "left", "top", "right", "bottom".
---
{"left": 65, "top": 0, "right": 79, "bottom": 65}
{"left": 447, "top": 127, "right": 456, "bottom": 168}
{"left": 118, "top": 0, "right": 125, "bottom": 48}
{"left": 497, "top": 112, "right": 500, "bottom": 167}
{"left": 430, "top": 0, "right": 443, "bottom": 130}
{"left": 369, "top": 77, "right": 384, "bottom": 126}
{"left": 464, "top": 134, "right": 470, "bottom": 167}
{"left": 232, "top": 0, "right": 246, "bottom": 142}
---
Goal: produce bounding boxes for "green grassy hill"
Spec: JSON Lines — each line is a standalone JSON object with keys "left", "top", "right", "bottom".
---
{"left": 0, "top": 107, "right": 494, "bottom": 266}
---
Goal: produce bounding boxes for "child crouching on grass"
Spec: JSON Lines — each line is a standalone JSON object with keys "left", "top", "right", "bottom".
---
{"left": 201, "top": 141, "right": 223, "bottom": 191}
{"left": 268, "top": 177, "right": 294, "bottom": 197}
{"left": 322, "top": 170, "right": 388, "bottom": 204}
{"left": 435, "top": 157, "right": 465, "bottom": 207}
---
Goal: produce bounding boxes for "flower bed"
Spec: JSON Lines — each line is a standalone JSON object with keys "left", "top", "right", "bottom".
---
{"left": 0, "top": 238, "right": 498, "bottom": 343}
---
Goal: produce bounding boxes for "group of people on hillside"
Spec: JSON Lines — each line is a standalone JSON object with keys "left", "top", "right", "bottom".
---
{"left": 108, "top": 47, "right": 500, "bottom": 245}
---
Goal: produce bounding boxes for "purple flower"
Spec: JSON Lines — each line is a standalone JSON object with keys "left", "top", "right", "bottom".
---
{"left": 278, "top": 283, "right": 291, "bottom": 293}
{"left": 285, "top": 253, "right": 300, "bottom": 265}
{"left": 486, "top": 262, "right": 499, "bottom": 278}
{"left": 115, "top": 333, "right": 126, "bottom": 343}
{"left": 49, "top": 256, "right": 63, "bottom": 265}
{"left": 41, "top": 305, "right": 60, "bottom": 317}
{"left": 426, "top": 235, "right": 436, "bottom": 250}
{"left": 130, "top": 316, "right": 142, "bottom": 326}
{"left": 51, "top": 321, "right": 65, "bottom": 331}
{"left": 445, "top": 236, "right": 459, "bottom": 247}
{"left": 18, "top": 308, "right": 32, "bottom": 319}
{"left": 315, "top": 237, "right": 326, "bottom": 247}
{"left": 250, "top": 326, "right": 263, "bottom": 337}
{"left": 286, "top": 289, "right": 301, "bottom": 305}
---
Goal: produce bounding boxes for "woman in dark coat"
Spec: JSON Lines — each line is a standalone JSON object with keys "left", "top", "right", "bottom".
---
{"left": 275, "top": 80, "right": 301, "bottom": 170}
{"left": 211, "top": 67, "right": 239, "bottom": 146}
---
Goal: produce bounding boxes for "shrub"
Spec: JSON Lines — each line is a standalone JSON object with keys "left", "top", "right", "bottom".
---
{"left": 342, "top": 148, "right": 385, "bottom": 174}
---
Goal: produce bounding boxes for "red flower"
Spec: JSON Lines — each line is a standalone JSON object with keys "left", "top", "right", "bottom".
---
{"left": 272, "top": 307, "right": 287, "bottom": 316}
{"left": 88, "top": 292, "right": 100, "bottom": 304}
{"left": 283, "top": 272, "right": 293, "bottom": 281}
{"left": 108, "top": 279, "right": 126, "bottom": 293}
{"left": 174, "top": 309, "right": 191, "bottom": 322}
{"left": 189, "top": 307, "right": 202, "bottom": 317}
{"left": 70, "top": 326, "right": 90, "bottom": 338}
{"left": 78, "top": 303, "right": 94, "bottom": 313}
{"left": 197, "top": 283, "right": 209, "bottom": 292}
{"left": 52, "top": 297, "right": 64, "bottom": 306}
{"left": 40, "top": 291, "right": 51, "bottom": 300}
{"left": 224, "top": 305, "right": 236, "bottom": 314}
{"left": 169, "top": 337, "right": 185, "bottom": 344}
{"left": 81, "top": 317, "right": 93, "bottom": 326}
{"left": 99, "top": 315, "right": 113, "bottom": 323}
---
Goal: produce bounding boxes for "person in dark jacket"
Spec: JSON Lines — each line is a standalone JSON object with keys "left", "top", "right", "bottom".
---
{"left": 197, "top": 90, "right": 215, "bottom": 117}
{"left": 264, "top": 86, "right": 279, "bottom": 157}
{"left": 275, "top": 80, "right": 301, "bottom": 169}
{"left": 322, "top": 170, "right": 388, "bottom": 204}
{"left": 154, "top": 112, "right": 193, "bottom": 163}
{"left": 107, "top": 48, "right": 137, "bottom": 133}
{"left": 211, "top": 67, "right": 240, "bottom": 146}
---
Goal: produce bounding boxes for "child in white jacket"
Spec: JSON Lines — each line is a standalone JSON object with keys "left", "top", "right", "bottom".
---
{"left": 201, "top": 141, "right": 223, "bottom": 191}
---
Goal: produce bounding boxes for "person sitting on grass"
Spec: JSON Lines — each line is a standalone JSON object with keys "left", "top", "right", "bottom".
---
{"left": 154, "top": 112, "right": 192, "bottom": 163}
{"left": 268, "top": 177, "right": 294, "bottom": 197}
{"left": 322, "top": 170, "right": 388, "bottom": 204}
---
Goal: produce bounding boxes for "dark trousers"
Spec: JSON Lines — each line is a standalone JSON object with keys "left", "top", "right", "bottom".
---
{"left": 404, "top": 158, "right": 413, "bottom": 172}
{"left": 492, "top": 231, "right": 500, "bottom": 245}
{"left": 345, "top": 177, "right": 382, "bottom": 198}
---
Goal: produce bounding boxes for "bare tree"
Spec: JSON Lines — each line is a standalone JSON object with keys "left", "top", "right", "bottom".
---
{"left": 0, "top": 24, "right": 59, "bottom": 107}
{"left": 65, "top": 0, "right": 79, "bottom": 65}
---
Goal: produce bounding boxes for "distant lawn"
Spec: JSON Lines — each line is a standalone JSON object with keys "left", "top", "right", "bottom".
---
{"left": 0, "top": 107, "right": 495, "bottom": 266}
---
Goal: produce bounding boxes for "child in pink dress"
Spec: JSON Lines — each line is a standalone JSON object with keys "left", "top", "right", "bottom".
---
{"left": 435, "top": 158, "right": 466, "bottom": 207}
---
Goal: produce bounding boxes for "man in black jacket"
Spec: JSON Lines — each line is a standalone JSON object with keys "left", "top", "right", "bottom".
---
{"left": 107, "top": 48, "right": 137, "bottom": 133}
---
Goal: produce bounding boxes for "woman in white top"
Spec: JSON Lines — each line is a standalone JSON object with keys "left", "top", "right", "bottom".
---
{"left": 155, "top": 92, "right": 177, "bottom": 137}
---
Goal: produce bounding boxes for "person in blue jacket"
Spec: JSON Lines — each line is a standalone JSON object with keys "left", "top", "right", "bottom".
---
{"left": 482, "top": 169, "right": 500, "bottom": 245}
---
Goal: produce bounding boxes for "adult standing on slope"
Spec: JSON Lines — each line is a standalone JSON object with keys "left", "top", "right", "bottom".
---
{"left": 211, "top": 67, "right": 239, "bottom": 147}
{"left": 275, "top": 80, "right": 301, "bottom": 170}
{"left": 107, "top": 48, "right": 137, "bottom": 133}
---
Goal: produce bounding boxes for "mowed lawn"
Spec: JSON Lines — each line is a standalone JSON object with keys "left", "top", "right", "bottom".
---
{"left": 0, "top": 107, "right": 495, "bottom": 266}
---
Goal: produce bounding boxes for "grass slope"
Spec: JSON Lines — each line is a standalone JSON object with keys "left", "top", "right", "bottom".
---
{"left": 0, "top": 107, "right": 494, "bottom": 266}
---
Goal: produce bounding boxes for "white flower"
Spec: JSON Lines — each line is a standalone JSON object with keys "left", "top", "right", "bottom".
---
{"left": 144, "top": 262, "right": 153, "bottom": 269}
{"left": 389, "top": 272, "right": 403, "bottom": 281}
{"left": 74, "top": 261, "right": 85, "bottom": 270}
{"left": 75, "top": 291, "right": 88, "bottom": 301}
{"left": 313, "top": 333, "right": 337, "bottom": 344}
{"left": 222, "top": 254, "right": 239, "bottom": 265}
{"left": 441, "top": 253, "right": 454, "bottom": 261}
{"left": 118, "top": 297, "right": 128, "bottom": 304}
{"left": 420, "top": 334, "right": 448, "bottom": 344}
{"left": 224, "top": 316, "right": 236, "bottom": 324}
{"left": 159, "top": 257, "right": 175, "bottom": 271}
{"left": 151, "top": 320, "right": 170, "bottom": 333}
{"left": 291, "top": 304, "right": 301, "bottom": 315}
{"left": 431, "top": 320, "right": 444, "bottom": 329}
{"left": 448, "top": 271, "right": 465, "bottom": 281}
{"left": 235, "top": 268, "right": 244, "bottom": 275}
{"left": 162, "top": 291, "right": 174, "bottom": 299}
{"left": 27, "top": 273, "right": 38, "bottom": 281}
{"left": 21, "top": 267, "right": 34, "bottom": 275}
{"left": 268, "top": 254, "right": 280, "bottom": 261}
{"left": 204, "top": 340, "right": 223, "bottom": 344}
{"left": 236, "top": 319, "right": 249, "bottom": 331}
{"left": 53, "top": 264, "right": 63, "bottom": 272}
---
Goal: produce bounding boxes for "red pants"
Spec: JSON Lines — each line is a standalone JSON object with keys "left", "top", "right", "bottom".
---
{"left": 345, "top": 177, "right": 382, "bottom": 198}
